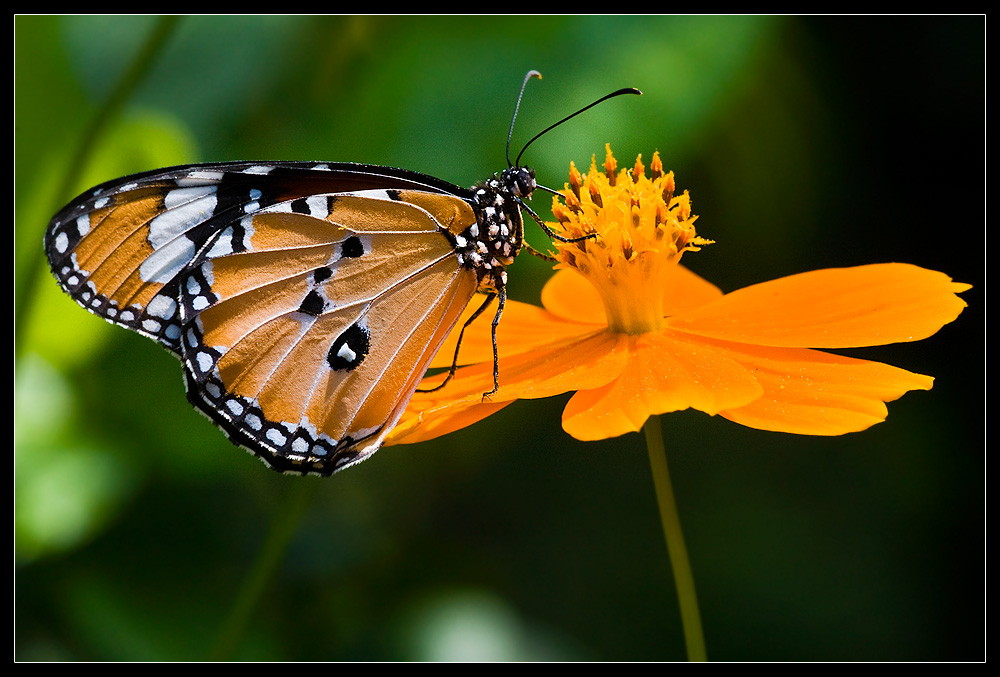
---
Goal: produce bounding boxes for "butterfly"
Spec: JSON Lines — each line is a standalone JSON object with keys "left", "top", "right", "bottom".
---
{"left": 44, "top": 72, "right": 639, "bottom": 476}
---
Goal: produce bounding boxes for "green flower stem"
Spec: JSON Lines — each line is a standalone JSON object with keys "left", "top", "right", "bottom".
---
{"left": 643, "top": 416, "right": 707, "bottom": 662}
{"left": 208, "top": 478, "right": 318, "bottom": 661}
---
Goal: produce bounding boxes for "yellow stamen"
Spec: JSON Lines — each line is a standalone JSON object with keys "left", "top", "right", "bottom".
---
{"left": 550, "top": 145, "right": 712, "bottom": 335}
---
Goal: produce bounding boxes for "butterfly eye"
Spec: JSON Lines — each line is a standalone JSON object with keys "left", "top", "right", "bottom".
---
{"left": 510, "top": 167, "right": 536, "bottom": 197}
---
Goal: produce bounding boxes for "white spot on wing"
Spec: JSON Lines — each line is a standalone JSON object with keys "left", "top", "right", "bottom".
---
{"left": 305, "top": 195, "right": 330, "bottom": 217}
{"left": 207, "top": 227, "right": 235, "bottom": 258}
{"left": 346, "top": 189, "right": 392, "bottom": 200}
{"left": 149, "top": 192, "right": 219, "bottom": 247}
{"left": 163, "top": 185, "right": 217, "bottom": 209}
{"left": 76, "top": 214, "right": 91, "bottom": 237}
{"left": 337, "top": 343, "right": 357, "bottom": 363}
{"left": 176, "top": 171, "right": 225, "bottom": 185}
{"left": 147, "top": 294, "right": 177, "bottom": 320}
{"left": 196, "top": 351, "right": 214, "bottom": 373}
{"left": 139, "top": 236, "right": 196, "bottom": 283}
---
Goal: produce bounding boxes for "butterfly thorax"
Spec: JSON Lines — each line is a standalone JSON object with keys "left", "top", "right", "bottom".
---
{"left": 453, "top": 166, "right": 535, "bottom": 292}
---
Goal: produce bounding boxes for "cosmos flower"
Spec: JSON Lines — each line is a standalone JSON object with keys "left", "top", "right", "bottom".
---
{"left": 388, "top": 146, "right": 970, "bottom": 447}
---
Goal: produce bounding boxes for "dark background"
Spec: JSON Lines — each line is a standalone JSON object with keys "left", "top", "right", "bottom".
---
{"left": 15, "top": 16, "right": 983, "bottom": 661}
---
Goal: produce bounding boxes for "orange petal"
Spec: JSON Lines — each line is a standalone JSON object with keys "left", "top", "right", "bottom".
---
{"left": 391, "top": 329, "right": 629, "bottom": 445}
{"left": 714, "top": 341, "right": 934, "bottom": 435}
{"left": 541, "top": 264, "right": 724, "bottom": 324}
{"left": 491, "top": 328, "right": 630, "bottom": 400}
{"left": 386, "top": 395, "right": 514, "bottom": 446}
{"left": 661, "top": 264, "right": 725, "bottom": 316}
{"left": 561, "top": 330, "right": 764, "bottom": 441}
{"left": 541, "top": 269, "right": 606, "bottom": 325}
{"left": 427, "top": 294, "right": 500, "bottom": 368}
{"left": 387, "top": 363, "right": 518, "bottom": 447}
{"left": 666, "top": 263, "right": 970, "bottom": 348}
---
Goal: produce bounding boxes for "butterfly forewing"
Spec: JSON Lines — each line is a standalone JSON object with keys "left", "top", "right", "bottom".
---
{"left": 43, "top": 162, "right": 511, "bottom": 475}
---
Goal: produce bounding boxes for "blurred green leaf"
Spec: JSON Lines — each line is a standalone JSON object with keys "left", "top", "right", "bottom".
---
{"left": 15, "top": 355, "right": 139, "bottom": 561}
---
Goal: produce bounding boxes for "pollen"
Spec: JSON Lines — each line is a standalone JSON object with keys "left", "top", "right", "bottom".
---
{"left": 550, "top": 145, "right": 712, "bottom": 335}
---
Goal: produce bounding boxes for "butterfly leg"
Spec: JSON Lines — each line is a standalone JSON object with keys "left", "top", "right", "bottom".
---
{"left": 517, "top": 198, "right": 596, "bottom": 244}
{"left": 522, "top": 242, "right": 557, "bottom": 262}
{"left": 416, "top": 292, "right": 497, "bottom": 394}
{"left": 482, "top": 285, "right": 505, "bottom": 401}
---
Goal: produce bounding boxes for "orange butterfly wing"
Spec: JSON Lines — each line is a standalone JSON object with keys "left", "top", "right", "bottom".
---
{"left": 44, "top": 163, "right": 514, "bottom": 475}
{"left": 182, "top": 191, "right": 481, "bottom": 473}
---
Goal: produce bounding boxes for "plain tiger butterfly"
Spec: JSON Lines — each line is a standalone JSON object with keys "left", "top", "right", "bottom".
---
{"left": 44, "top": 72, "right": 639, "bottom": 476}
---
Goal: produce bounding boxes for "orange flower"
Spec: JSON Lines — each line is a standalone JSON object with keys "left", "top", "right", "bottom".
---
{"left": 387, "top": 146, "right": 970, "bottom": 446}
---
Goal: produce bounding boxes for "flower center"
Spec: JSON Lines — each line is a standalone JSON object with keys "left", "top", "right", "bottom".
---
{"left": 549, "top": 145, "right": 711, "bottom": 335}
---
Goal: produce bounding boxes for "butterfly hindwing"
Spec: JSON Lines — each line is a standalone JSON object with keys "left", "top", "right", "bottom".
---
{"left": 179, "top": 189, "right": 481, "bottom": 474}
{"left": 44, "top": 162, "right": 503, "bottom": 475}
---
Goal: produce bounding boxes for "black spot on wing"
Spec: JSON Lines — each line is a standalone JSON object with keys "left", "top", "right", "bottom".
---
{"left": 298, "top": 289, "right": 325, "bottom": 316}
{"left": 327, "top": 323, "right": 370, "bottom": 371}
{"left": 341, "top": 236, "right": 364, "bottom": 259}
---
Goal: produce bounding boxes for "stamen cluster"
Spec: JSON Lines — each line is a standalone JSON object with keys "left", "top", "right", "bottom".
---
{"left": 550, "top": 145, "right": 711, "bottom": 334}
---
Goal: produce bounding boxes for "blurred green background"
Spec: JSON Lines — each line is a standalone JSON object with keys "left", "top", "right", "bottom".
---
{"left": 15, "top": 16, "right": 983, "bottom": 661}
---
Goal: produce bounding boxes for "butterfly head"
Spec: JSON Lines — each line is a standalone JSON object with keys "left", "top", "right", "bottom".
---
{"left": 502, "top": 166, "right": 537, "bottom": 199}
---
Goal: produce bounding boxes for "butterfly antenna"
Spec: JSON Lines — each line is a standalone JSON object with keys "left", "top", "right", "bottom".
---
{"left": 514, "top": 86, "right": 642, "bottom": 169}
{"left": 507, "top": 76, "right": 642, "bottom": 247}
{"left": 506, "top": 70, "right": 543, "bottom": 168}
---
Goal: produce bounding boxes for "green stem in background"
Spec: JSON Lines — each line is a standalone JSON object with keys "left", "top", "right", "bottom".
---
{"left": 643, "top": 416, "right": 707, "bottom": 662}
{"left": 208, "top": 479, "right": 318, "bottom": 661}
{"left": 58, "top": 16, "right": 182, "bottom": 207}
{"left": 14, "top": 16, "right": 181, "bottom": 357}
